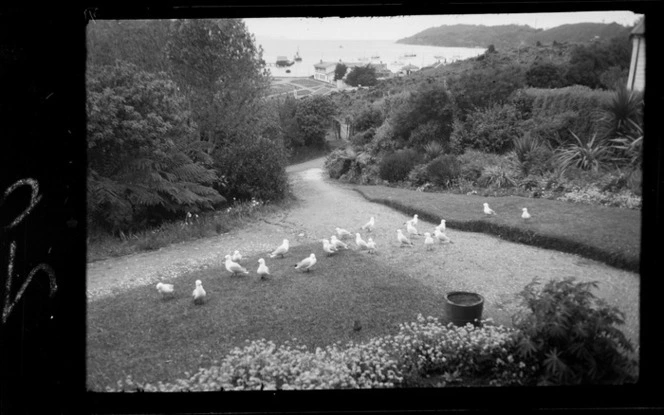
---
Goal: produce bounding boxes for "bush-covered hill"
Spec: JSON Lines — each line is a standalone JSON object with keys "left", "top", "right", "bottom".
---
{"left": 397, "top": 22, "right": 633, "bottom": 49}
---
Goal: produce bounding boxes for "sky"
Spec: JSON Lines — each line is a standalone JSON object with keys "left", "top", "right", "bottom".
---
{"left": 244, "top": 11, "right": 643, "bottom": 41}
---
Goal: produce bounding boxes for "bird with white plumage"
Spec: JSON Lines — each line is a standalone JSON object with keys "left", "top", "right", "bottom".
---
{"left": 192, "top": 280, "right": 206, "bottom": 305}
{"left": 367, "top": 237, "right": 377, "bottom": 254}
{"left": 330, "top": 235, "right": 348, "bottom": 250}
{"left": 397, "top": 229, "right": 414, "bottom": 247}
{"left": 522, "top": 208, "right": 532, "bottom": 220}
{"left": 424, "top": 232, "right": 435, "bottom": 251}
{"left": 257, "top": 258, "right": 270, "bottom": 280}
{"left": 231, "top": 250, "right": 243, "bottom": 262}
{"left": 156, "top": 282, "right": 175, "bottom": 299}
{"left": 225, "top": 255, "right": 249, "bottom": 276}
{"left": 322, "top": 239, "right": 338, "bottom": 256}
{"left": 405, "top": 214, "right": 418, "bottom": 226}
{"left": 435, "top": 219, "right": 446, "bottom": 233}
{"left": 434, "top": 228, "right": 454, "bottom": 244}
{"left": 406, "top": 221, "right": 420, "bottom": 237}
{"left": 355, "top": 233, "right": 369, "bottom": 250}
{"left": 335, "top": 227, "right": 352, "bottom": 239}
{"left": 269, "top": 239, "right": 289, "bottom": 258}
{"left": 294, "top": 254, "right": 317, "bottom": 272}
{"left": 361, "top": 216, "right": 375, "bottom": 232}
{"left": 483, "top": 202, "right": 496, "bottom": 215}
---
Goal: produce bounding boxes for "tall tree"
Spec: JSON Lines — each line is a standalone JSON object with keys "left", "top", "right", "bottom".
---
{"left": 166, "top": 19, "right": 270, "bottom": 150}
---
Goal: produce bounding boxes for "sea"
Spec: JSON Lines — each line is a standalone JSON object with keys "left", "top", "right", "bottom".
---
{"left": 254, "top": 37, "right": 486, "bottom": 78}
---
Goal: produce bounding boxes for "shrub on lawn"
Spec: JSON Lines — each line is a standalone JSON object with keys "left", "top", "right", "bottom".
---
{"left": 511, "top": 133, "right": 554, "bottom": 176}
{"left": 456, "top": 150, "right": 506, "bottom": 183}
{"left": 379, "top": 149, "right": 423, "bottom": 182}
{"left": 555, "top": 131, "right": 612, "bottom": 173}
{"left": 513, "top": 277, "right": 638, "bottom": 385}
{"left": 408, "top": 163, "right": 430, "bottom": 187}
{"left": 477, "top": 164, "right": 518, "bottom": 189}
{"left": 425, "top": 155, "right": 461, "bottom": 188}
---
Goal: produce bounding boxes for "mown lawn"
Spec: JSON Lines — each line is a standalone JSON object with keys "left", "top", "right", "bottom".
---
{"left": 87, "top": 242, "right": 449, "bottom": 390}
{"left": 353, "top": 185, "right": 641, "bottom": 273}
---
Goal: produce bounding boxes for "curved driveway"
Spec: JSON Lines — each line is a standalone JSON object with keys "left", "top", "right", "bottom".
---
{"left": 87, "top": 157, "right": 640, "bottom": 348}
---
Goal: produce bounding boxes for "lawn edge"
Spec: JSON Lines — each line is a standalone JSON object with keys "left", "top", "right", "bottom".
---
{"left": 352, "top": 188, "right": 640, "bottom": 274}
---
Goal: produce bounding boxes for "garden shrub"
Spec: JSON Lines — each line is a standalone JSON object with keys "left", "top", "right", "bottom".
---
{"left": 456, "top": 150, "right": 506, "bottom": 183}
{"left": 425, "top": 155, "right": 461, "bottom": 188}
{"left": 555, "top": 131, "right": 612, "bottom": 173}
{"left": 325, "top": 148, "right": 355, "bottom": 179}
{"left": 352, "top": 105, "right": 384, "bottom": 133}
{"left": 350, "top": 127, "right": 376, "bottom": 147}
{"left": 452, "top": 103, "right": 524, "bottom": 154}
{"left": 408, "top": 163, "right": 430, "bottom": 186}
{"left": 557, "top": 186, "right": 641, "bottom": 209}
{"left": 478, "top": 164, "right": 518, "bottom": 189}
{"left": 525, "top": 62, "right": 566, "bottom": 88}
{"left": 513, "top": 277, "right": 638, "bottom": 385}
{"left": 213, "top": 136, "right": 289, "bottom": 202}
{"left": 379, "top": 149, "right": 423, "bottom": 182}
{"left": 511, "top": 133, "right": 554, "bottom": 176}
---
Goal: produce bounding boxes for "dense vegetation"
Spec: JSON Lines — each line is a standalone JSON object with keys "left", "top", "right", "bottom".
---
{"left": 397, "top": 22, "right": 632, "bottom": 50}
{"left": 326, "top": 31, "right": 642, "bottom": 211}
{"left": 87, "top": 19, "right": 337, "bottom": 238}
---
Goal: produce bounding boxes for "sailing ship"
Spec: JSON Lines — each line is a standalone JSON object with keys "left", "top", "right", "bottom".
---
{"left": 294, "top": 48, "right": 302, "bottom": 62}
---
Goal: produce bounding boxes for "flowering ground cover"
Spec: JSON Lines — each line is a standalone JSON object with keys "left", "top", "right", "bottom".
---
{"left": 352, "top": 184, "right": 640, "bottom": 272}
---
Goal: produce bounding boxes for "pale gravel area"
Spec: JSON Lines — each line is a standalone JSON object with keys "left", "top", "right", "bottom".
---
{"left": 87, "top": 157, "right": 640, "bottom": 349}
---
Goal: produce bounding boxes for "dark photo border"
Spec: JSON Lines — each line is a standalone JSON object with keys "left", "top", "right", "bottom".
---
{"left": 0, "top": 1, "right": 662, "bottom": 414}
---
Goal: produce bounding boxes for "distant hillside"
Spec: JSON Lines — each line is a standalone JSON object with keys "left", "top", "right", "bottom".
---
{"left": 397, "top": 22, "right": 632, "bottom": 49}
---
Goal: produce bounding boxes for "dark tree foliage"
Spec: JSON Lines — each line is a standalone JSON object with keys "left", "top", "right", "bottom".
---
{"left": 525, "top": 62, "right": 566, "bottom": 88}
{"left": 87, "top": 62, "right": 224, "bottom": 233}
{"left": 352, "top": 105, "right": 384, "bottom": 133}
{"left": 391, "top": 83, "right": 455, "bottom": 151}
{"left": 345, "top": 65, "right": 378, "bottom": 87}
{"left": 334, "top": 63, "right": 348, "bottom": 81}
{"left": 86, "top": 20, "right": 174, "bottom": 73}
{"left": 564, "top": 36, "right": 631, "bottom": 89}
{"left": 166, "top": 19, "right": 270, "bottom": 148}
{"left": 294, "top": 95, "right": 337, "bottom": 147}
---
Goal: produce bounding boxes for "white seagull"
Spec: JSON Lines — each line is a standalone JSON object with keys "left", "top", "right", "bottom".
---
{"left": 424, "top": 232, "right": 435, "bottom": 251}
{"left": 355, "top": 233, "right": 369, "bottom": 250}
{"left": 522, "top": 208, "right": 532, "bottom": 220}
{"left": 361, "top": 216, "right": 375, "bottom": 232}
{"left": 367, "top": 237, "right": 377, "bottom": 254}
{"left": 269, "top": 239, "right": 289, "bottom": 258}
{"left": 156, "top": 282, "right": 174, "bottom": 298}
{"left": 406, "top": 221, "right": 420, "bottom": 237}
{"left": 406, "top": 214, "right": 419, "bottom": 226}
{"left": 192, "top": 280, "right": 206, "bottom": 305}
{"left": 257, "top": 258, "right": 270, "bottom": 279}
{"left": 397, "top": 229, "right": 414, "bottom": 247}
{"left": 483, "top": 202, "right": 496, "bottom": 215}
{"left": 295, "top": 253, "right": 317, "bottom": 272}
{"left": 225, "top": 255, "right": 249, "bottom": 276}
{"left": 335, "top": 227, "right": 352, "bottom": 239}
{"left": 330, "top": 235, "right": 348, "bottom": 250}
{"left": 231, "top": 250, "right": 243, "bottom": 262}
{"left": 434, "top": 229, "right": 453, "bottom": 244}
{"left": 435, "top": 219, "right": 446, "bottom": 233}
{"left": 322, "top": 239, "right": 338, "bottom": 256}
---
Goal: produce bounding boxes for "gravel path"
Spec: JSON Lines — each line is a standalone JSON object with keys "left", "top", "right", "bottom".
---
{"left": 87, "top": 157, "right": 640, "bottom": 348}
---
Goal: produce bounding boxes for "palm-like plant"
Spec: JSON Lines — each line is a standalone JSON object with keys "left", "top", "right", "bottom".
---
{"left": 423, "top": 140, "right": 445, "bottom": 161}
{"left": 600, "top": 86, "right": 643, "bottom": 140}
{"left": 555, "top": 130, "right": 611, "bottom": 173}
{"left": 609, "top": 120, "right": 643, "bottom": 168}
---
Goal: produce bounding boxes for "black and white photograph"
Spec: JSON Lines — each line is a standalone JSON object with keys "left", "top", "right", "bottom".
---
{"left": 83, "top": 10, "right": 648, "bottom": 394}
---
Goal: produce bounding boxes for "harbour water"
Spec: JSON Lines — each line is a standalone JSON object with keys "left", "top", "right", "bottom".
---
{"left": 254, "top": 36, "right": 486, "bottom": 77}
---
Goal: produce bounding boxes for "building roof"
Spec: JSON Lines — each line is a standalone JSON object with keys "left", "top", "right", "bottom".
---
{"left": 631, "top": 18, "right": 644, "bottom": 37}
{"left": 314, "top": 61, "right": 337, "bottom": 69}
{"left": 401, "top": 64, "right": 420, "bottom": 70}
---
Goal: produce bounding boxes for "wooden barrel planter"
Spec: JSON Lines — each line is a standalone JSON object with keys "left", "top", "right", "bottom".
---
{"left": 445, "top": 291, "right": 484, "bottom": 327}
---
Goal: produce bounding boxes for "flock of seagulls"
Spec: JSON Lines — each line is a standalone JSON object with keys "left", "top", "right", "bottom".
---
{"left": 157, "top": 202, "right": 533, "bottom": 305}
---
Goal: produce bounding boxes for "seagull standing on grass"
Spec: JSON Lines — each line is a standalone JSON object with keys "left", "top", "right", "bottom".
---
{"left": 192, "top": 280, "right": 206, "bottom": 305}
{"left": 257, "top": 258, "right": 270, "bottom": 279}
{"left": 330, "top": 235, "right": 348, "bottom": 250}
{"left": 483, "top": 202, "right": 496, "bottom": 216}
{"left": 294, "top": 254, "right": 317, "bottom": 272}
{"left": 435, "top": 219, "right": 446, "bottom": 233}
{"left": 269, "top": 239, "right": 289, "bottom": 258}
{"left": 367, "top": 237, "right": 377, "bottom": 254}
{"left": 434, "top": 229, "right": 454, "bottom": 244}
{"left": 355, "top": 233, "right": 370, "bottom": 250}
{"left": 361, "top": 217, "right": 375, "bottom": 232}
{"left": 225, "top": 255, "right": 249, "bottom": 276}
{"left": 406, "top": 221, "right": 420, "bottom": 237}
{"left": 522, "top": 208, "right": 532, "bottom": 221}
{"left": 231, "top": 250, "right": 243, "bottom": 262}
{"left": 424, "top": 232, "right": 435, "bottom": 251}
{"left": 397, "top": 229, "right": 414, "bottom": 247}
{"left": 322, "top": 239, "right": 338, "bottom": 256}
{"left": 156, "top": 282, "right": 175, "bottom": 299}
{"left": 335, "top": 227, "right": 352, "bottom": 239}
{"left": 406, "top": 214, "right": 419, "bottom": 226}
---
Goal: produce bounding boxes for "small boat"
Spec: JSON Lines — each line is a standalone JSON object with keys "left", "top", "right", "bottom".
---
{"left": 276, "top": 56, "right": 294, "bottom": 67}
{"left": 294, "top": 48, "right": 302, "bottom": 62}
{"left": 403, "top": 53, "right": 416, "bottom": 58}
{"left": 371, "top": 55, "right": 380, "bottom": 59}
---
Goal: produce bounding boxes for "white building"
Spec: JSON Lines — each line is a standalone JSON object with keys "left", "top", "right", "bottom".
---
{"left": 627, "top": 18, "right": 645, "bottom": 91}
{"left": 313, "top": 61, "right": 338, "bottom": 84}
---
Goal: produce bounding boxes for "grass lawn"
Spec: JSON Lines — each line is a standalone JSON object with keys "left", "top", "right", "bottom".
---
{"left": 353, "top": 185, "right": 641, "bottom": 273}
{"left": 87, "top": 242, "right": 449, "bottom": 390}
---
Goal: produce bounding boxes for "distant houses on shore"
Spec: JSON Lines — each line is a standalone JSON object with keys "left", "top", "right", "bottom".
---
{"left": 313, "top": 59, "right": 418, "bottom": 86}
